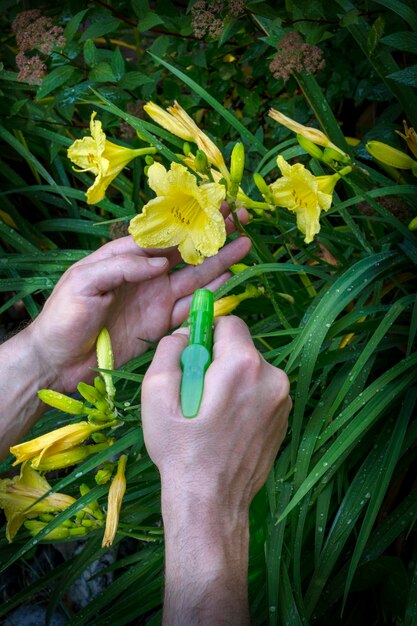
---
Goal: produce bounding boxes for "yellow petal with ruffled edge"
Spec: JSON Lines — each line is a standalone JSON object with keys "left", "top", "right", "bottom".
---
{"left": 129, "top": 162, "right": 226, "bottom": 265}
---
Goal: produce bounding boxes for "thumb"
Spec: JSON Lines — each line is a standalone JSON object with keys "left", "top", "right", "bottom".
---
{"left": 75, "top": 254, "right": 168, "bottom": 296}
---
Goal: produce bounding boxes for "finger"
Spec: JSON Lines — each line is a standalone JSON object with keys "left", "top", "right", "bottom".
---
{"left": 170, "top": 271, "right": 231, "bottom": 327}
{"left": 170, "top": 236, "right": 252, "bottom": 300}
{"left": 211, "top": 315, "right": 255, "bottom": 359}
{"left": 73, "top": 236, "right": 146, "bottom": 267}
{"left": 144, "top": 329, "right": 189, "bottom": 405}
{"left": 69, "top": 254, "right": 168, "bottom": 297}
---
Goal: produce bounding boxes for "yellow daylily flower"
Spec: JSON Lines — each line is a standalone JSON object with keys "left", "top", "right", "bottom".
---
{"left": 144, "top": 101, "right": 228, "bottom": 177}
{"left": 10, "top": 421, "right": 107, "bottom": 467}
{"left": 102, "top": 454, "right": 127, "bottom": 547}
{"left": 129, "top": 162, "right": 226, "bottom": 265}
{"left": 67, "top": 112, "right": 156, "bottom": 204}
{"left": 269, "top": 108, "right": 348, "bottom": 159}
{"left": 0, "top": 463, "right": 76, "bottom": 542}
{"left": 214, "top": 285, "right": 263, "bottom": 317}
{"left": 270, "top": 156, "right": 340, "bottom": 244}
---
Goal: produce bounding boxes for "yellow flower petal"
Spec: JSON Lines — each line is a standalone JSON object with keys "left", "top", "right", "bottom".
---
{"left": 102, "top": 454, "right": 127, "bottom": 548}
{"left": 10, "top": 422, "right": 101, "bottom": 466}
{"left": 129, "top": 162, "right": 226, "bottom": 265}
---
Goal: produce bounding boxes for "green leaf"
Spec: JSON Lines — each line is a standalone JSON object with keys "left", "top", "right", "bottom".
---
{"left": 83, "top": 39, "right": 97, "bottom": 67}
{"left": 81, "top": 16, "right": 121, "bottom": 40}
{"left": 120, "top": 71, "right": 154, "bottom": 89}
{"left": 111, "top": 47, "right": 125, "bottom": 80}
{"left": 387, "top": 65, "right": 417, "bottom": 87}
{"left": 367, "top": 15, "right": 385, "bottom": 55}
{"left": 0, "top": 126, "right": 70, "bottom": 204}
{"left": 89, "top": 62, "right": 117, "bottom": 83}
{"left": 370, "top": 0, "right": 417, "bottom": 32}
{"left": 36, "top": 65, "right": 76, "bottom": 100}
{"left": 137, "top": 12, "right": 165, "bottom": 32}
{"left": 63, "top": 9, "right": 88, "bottom": 42}
{"left": 381, "top": 32, "right": 417, "bottom": 53}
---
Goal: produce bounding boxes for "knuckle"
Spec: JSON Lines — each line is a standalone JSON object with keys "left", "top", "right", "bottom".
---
{"left": 143, "top": 370, "right": 171, "bottom": 394}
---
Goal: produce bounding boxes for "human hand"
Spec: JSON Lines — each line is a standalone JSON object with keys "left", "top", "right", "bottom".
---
{"left": 141, "top": 316, "right": 290, "bottom": 625}
{"left": 26, "top": 209, "right": 251, "bottom": 393}
{"left": 142, "top": 315, "right": 290, "bottom": 513}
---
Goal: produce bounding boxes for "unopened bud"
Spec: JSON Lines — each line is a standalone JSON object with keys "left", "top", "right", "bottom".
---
{"left": 322, "top": 146, "right": 351, "bottom": 164}
{"left": 96, "top": 328, "right": 115, "bottom": 400}
{"left": 194, "top": 149, "right": 210, "bottom": 175}
{"left": 94, "top": 376, "right": 107, "bottom": 396}
{"left": 408, "top": 216, "right": 417, "bottom": 231}
{"left": 77, "top": 382, "right": 101, "bottom": 405}
{"left": 230, "top": 142, "right": 245, "bottom": 185}
{"left": 253, "top": 173, "right": 274, "bottom": 203}
{"left": 183, "top": 142, "right": 191, "bottom": 156}
{"left": 366, "top": 140, "right": 416, "bottom": 169}
{"left": 229, "top": 263, "right": 250, "bottom": 274}
{"left": 37, "top": 390, "right": 85, "bottom": 415}
{"left": 95, "top": 461, "right": 115, "bottom": 485}
{"left": 296, "top": 134, "right": 323, "bottom": 159}
{"left": 145, "top": 155, "right": 154, "bottom": 165}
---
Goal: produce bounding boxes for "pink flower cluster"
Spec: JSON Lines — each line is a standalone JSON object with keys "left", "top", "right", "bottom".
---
{"left": 191, "top": 0, "right": 246, "bottom": 39}
{"left": 269, "top": 31, "right": 325, "bottom": 82}
{"left": 12, "top": 9, "right": 65, "bottom": 85}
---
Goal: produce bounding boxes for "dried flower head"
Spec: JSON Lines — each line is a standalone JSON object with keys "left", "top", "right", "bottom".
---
{"left": 191, "top": 0, "right": 245, "bottom": 39}
{"left": 269, "top": 31, "right": 325, "bottom": 82}
{"left": 15, "top": 51, "right": 46, "bottom": 85}
{"left": 12, "top": 9, "right": 65, "bottom": 84}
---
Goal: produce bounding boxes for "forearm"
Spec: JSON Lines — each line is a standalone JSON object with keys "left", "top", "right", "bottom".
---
{"left": 0, "top": 325, "right": 57, "bottom": 460}
{"left": 161, "top": 479, "right": 250, "bottom": 626}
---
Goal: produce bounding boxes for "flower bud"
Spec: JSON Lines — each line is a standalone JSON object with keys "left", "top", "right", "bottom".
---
{"left": 96, "top": 328, "right": 115, "bottom": 400}
{"left": 95, "top": 461, "right": 115, "bottom": 485}
{"left": 229, "top": 263, "right": 250, "bottom": 274}
{"left": 214, "top": 285, "right": 263, "bottom": 317}
{"left": 77, "top": 382, "right": 101, "bottom": 405}
{"left": 322, "top": 147, "right": 351, "bottom": 164}
{"left": 183, "top": 142, "right": 191, "bottom": 156}
{"left": 408, "top": 215, "right": 417, "bottom": 231}
{"left": 194, "top": 149, "right": 210, "bottom": 175}
{"left": 230, "top": 143, "right": 245, "bottom": 185}
{"left": 145, "top": 155, "right": 154, "bottom": 165}
{"left": 253, "top": 173, "right": 274, "bottom": 204}
{"left": 94, "top": 376, "right": 107, "bottom": 397}
{"left": 37, "top": 390, "right": 85, "bottom": 415}
{"left": 296, "top": 134, "right": 323, "bottom": 159}
{"left": 366, "top": 140, "right": 416, "bottom": 169}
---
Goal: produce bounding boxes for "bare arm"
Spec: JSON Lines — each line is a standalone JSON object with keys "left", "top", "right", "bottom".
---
{"left": 142, "top": 317, "right": 291, "bottom": 625}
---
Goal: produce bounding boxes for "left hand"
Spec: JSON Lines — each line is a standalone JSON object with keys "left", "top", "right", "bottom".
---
{"left": 27, "top": 210, "right": 251, "bottom": 393}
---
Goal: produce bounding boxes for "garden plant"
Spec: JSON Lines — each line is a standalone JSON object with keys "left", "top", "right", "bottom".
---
{"left": 0, "top": 0, "right": 417, "bottom": 624}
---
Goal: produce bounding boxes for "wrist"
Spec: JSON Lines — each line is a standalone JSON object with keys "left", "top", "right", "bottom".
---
{"left": 0, "top": 323, "right": 59, "bottom": 460}
{"left": 161, "top": 476, "right": 250, "bottom": 625}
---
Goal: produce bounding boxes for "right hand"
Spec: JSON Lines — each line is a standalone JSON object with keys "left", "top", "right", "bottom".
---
{"left": 142, "top": 316, "right": 291, "bottom": 514}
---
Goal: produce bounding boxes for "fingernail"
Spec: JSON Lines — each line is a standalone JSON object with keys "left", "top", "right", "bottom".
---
{"left": 147, "top": 257, "right": 167, "bottom": 267}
